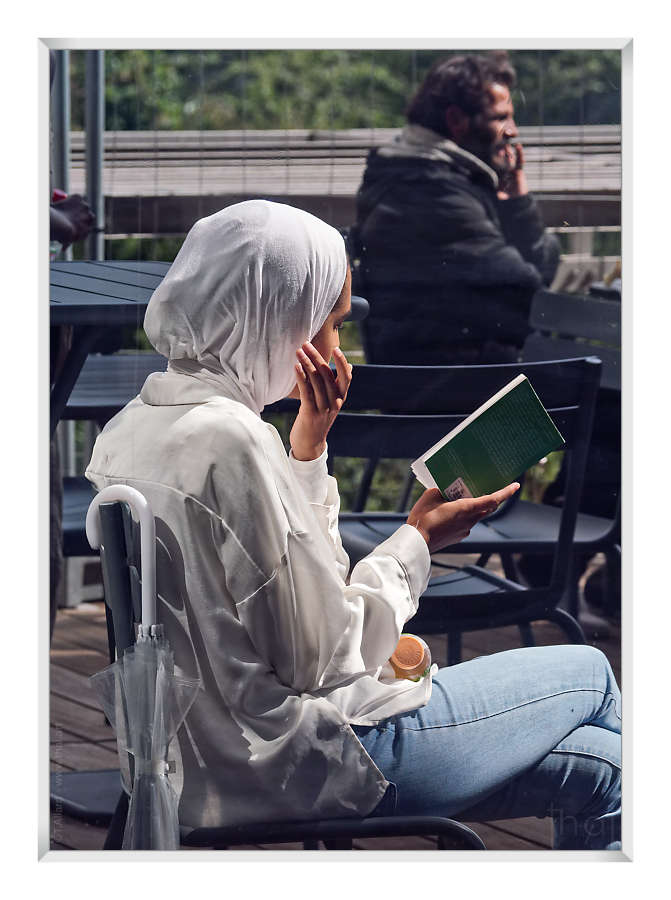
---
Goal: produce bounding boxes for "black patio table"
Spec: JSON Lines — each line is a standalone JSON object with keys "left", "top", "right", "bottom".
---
{"left": 50, "top": 260, "right": 171, "bottom": 437}
{"left": 50, "top": 260, "right": 368, "bottom": 438}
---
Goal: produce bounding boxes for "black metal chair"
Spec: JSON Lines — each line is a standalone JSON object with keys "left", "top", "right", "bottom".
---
{"left": 328, "top": 357, "right": 602, "bottom": 665}
{"left": 51, "top": 499, "right": 485, "bottom": 851}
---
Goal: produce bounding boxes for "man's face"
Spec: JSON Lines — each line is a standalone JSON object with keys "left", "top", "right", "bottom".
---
{"left": 459, "top": 83, "right": 519, "bottom": 174}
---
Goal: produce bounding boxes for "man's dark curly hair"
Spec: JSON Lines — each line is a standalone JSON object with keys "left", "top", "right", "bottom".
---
{"left": 406, "top": 52, "right": 516, "bottom": 138}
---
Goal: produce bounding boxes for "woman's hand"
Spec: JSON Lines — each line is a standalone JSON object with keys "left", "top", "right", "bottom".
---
{"left": 407, "top": 483, "right": 520, "bottom": 553}
{"left": 290, "top": 343, "right": 353, "bottom": 461}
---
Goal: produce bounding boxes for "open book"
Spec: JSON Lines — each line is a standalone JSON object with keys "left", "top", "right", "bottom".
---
{"left": 411, "top": 374, "right": 565, "bottom": 500}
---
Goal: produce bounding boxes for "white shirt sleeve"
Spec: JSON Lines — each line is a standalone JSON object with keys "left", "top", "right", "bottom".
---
{"left": 288, "top": 446, "right": 330, "bottom": 505}
{"left": 289, "top": 445, "right": 349, "bottom": 581}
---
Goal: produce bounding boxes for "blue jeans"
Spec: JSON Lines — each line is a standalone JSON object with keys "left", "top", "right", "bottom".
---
{"left": 353, "top": 644, "right": 621, "bottom": 850}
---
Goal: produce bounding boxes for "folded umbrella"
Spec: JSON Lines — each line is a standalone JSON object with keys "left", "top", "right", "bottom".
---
{"left": 87, "top": 485, "right": 200, "bottom": 850}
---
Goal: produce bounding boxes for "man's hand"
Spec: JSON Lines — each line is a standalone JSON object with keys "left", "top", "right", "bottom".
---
{"left": 496, "top": 143, "right": 528, "bottom": 200}
{"left": 407, "top": 483, "right": 520, "bottom": 552}
{"left": 50, "top": 194, "right": 96, "bottom": 248}
{"left": 289, "top": 343, "right": 352, "bottom": 461}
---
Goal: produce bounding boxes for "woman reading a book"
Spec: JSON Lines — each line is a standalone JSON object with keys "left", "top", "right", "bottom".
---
{"left": 86, "top": 200, "right": 621, "bottom": 850}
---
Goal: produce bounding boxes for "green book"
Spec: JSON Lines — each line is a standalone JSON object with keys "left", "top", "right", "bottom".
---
{"left": 411, "top": 374, "right": 565, "bottom": 500}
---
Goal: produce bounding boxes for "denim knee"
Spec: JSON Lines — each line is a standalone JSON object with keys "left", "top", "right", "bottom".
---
{"left": 550, "top": 751, "right": 621, "bottom": 850}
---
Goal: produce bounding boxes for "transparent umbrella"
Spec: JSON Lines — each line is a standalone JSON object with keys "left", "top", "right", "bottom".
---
{"left": 87, "top": 485, "right": 200, "bottom": 850}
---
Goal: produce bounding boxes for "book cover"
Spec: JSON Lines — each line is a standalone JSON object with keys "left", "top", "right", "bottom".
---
{"left": 411, "top": 374, "right": 565, "bottom": 500}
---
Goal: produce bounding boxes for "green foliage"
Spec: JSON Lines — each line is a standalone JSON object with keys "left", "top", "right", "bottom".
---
{"left": 106, "top": 235, "right": 185, "bottom": 262}
{"left": 68, "top": 48, "right": 621, "bottom": 132}
{"left": 520, "top": 450, "right": 564, "bottom": 503}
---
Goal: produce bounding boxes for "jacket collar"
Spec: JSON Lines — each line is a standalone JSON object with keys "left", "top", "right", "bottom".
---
{"left": 376, "top": 124, "right": 499, "bottom": 190}
{"left": 140, "top": 361, "right": 261, "bottom": 413}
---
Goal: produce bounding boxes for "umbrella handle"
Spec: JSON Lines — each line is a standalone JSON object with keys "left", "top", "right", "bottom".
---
{"left": 86, "top": 485, "right": 157, "bottom": 627}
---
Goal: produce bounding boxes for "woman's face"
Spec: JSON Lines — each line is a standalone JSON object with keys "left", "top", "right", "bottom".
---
{"left": 311, "top": 267, "right": 352, "bottom": 364}
{"left": 288, "top": 267, "right": 351, "bottom": 399}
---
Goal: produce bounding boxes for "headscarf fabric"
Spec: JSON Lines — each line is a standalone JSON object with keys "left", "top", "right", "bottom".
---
{"left": 143, "top": 200, "right": 348, "bottom": 413}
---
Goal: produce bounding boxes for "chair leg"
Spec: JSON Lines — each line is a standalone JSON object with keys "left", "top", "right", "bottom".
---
{"left": 103, "top": 791, "right": 129, "bottom": 850}
{"left": 500, "top": 552, "right": 521, "bottom": 583}
{"left": 604, "top": 545, "right": 622, "bottom": 616}
{"left": 324, "top": 837, "right": 353, "bottom": 849}
{"left": 447, "top": 632, "right": 462, "bottom": 667}
{"left": 517, "top": 622, "right": 535, "bottom": 647}
{"left": 563, "top": 553, "right": 580, "bottom": 620}
{"left": 545, "top": 607, "right": 587, "bottom": 645}
{"left": 438, "top": 833, "right": 485, "bottom": 850}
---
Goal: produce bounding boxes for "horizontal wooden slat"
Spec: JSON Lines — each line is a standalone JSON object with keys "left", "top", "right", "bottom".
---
{"left": 50, "top": 663, "right": 102, "bottom": 711}
{"left": 50, "top": 694, "right": 114, "bottom": 742}
{"left": 49, "top": 645, "right": 110, "bottom": 678}
{"left": 459, "top": 821, "right": 547, "bottom": 850}
{"left": 50, "top": 815, "right": 107, "bottom": 851}
{"left": 51, "top": 740, "right": 119, "bottom": 771}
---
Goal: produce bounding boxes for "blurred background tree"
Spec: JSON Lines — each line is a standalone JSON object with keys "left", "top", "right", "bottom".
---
{"left": 68, "top": 48, "right": 621, "bottom": 132}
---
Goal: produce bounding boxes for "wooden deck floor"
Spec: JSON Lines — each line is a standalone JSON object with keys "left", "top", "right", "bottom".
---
{"left": 50, "top": 556, "right": 620, "bottom": 852}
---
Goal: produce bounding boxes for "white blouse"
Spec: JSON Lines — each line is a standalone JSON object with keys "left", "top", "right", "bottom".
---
{"left": 86, "top": 369, "right": 433, "bottom": 829}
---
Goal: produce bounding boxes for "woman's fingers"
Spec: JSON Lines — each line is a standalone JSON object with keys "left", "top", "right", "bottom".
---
{"left": 466, "top": 482, "right": 520, "bottom": 522}
{"left": 294, "top": 362, "right": 314, "bottom": 407}
{"left": 297, "top": 346, "right": 331, "bottom": 411}
{"left": 301, "top": 342, "right": 343, "bottom": 409}
{"left": 333, "top": 347, "right": 353, "bottom": 398}
{"left": 489, "top": 482, "right": 521, "bottom": 505}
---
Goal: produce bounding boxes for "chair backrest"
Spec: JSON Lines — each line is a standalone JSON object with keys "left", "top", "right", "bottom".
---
{"left": 327, "top": 357, "right": 602, "bottom": 594}
{"left": 522, "top": 288, "right": 621, "bottom": 392}
{"left": 97, "top": 502, "right": 142, "bottom": 659}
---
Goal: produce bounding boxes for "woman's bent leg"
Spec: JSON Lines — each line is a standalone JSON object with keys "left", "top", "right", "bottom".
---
{"left": 354, "top": 644, "right": 621, "bottom": 849}
{"left": 454, "top": 724, "right": 621, "bottom": 849}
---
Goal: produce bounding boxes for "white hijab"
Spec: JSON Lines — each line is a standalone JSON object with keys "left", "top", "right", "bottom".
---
{"left": 143, "top": 200, "right": 348, "bottom": 413}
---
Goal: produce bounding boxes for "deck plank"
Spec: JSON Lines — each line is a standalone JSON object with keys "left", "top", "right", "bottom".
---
{"left": 50, "top": 663, "right": 102, "bottom": 711}
{"left": 50, "top": 694, "right": 114, "bottom": 742}
{"left": 460, "top": 822, "right": 547, "bottom": 850}
{"left": 486, "top": 817, "right": 553, "bottom": 847}
{"left": 51, "top": 740, "right": 119, "bottom": 771}
{"left": 51, "top": 815, "right": 107, "bottom": 851}
{"left": 49, "top": 646, "right": 110, "bottom": 678}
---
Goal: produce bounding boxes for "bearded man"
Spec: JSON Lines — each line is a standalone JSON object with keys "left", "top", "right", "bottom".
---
{"left": 351, "top": 52, "right": 560, "bottom": 364}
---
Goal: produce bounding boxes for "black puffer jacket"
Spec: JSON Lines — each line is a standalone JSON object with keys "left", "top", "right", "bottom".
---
{"left": 350, "top": 126, "right": 560, "bottom": 364}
